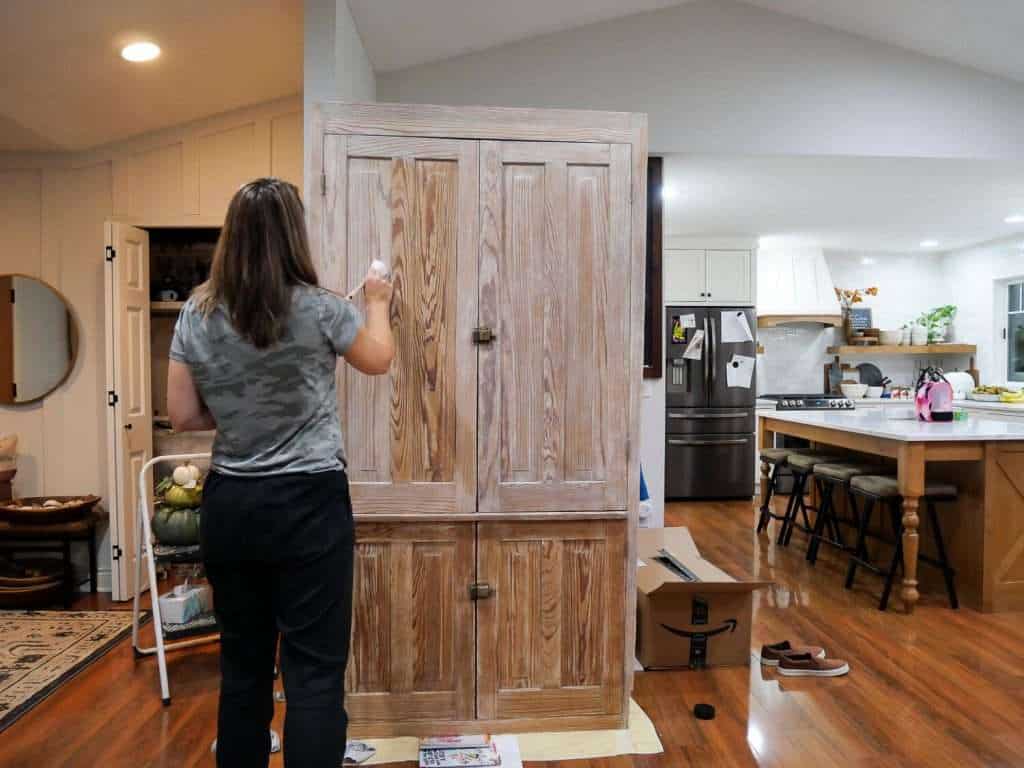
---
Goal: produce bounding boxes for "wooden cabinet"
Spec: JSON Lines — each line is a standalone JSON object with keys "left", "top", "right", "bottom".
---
{"left": 477, "top": 520, "right": 626, "bottom": 720}
{"left": 347, "top": 523, "right": 475, "bottom": 723}
{"left": 310, "top": 102, "right": 646, "bottom": 736}
{"left": 664, "top": 240, "right": 755, "bottom": 305}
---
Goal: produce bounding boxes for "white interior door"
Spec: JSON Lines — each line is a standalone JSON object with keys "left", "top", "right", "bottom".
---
{"left": 104, "top": 222, "right": 152, "bottom": 601}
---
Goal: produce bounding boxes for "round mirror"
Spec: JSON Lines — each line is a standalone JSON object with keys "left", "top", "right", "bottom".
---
{"left": 0, "top": 275, "right": 76, "bottom": 405}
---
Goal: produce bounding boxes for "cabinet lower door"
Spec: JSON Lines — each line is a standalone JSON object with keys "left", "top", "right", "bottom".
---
{"left": 476, "top": 520, "right": 626, "bottom": 720}
{"left": 346, "top": 522, "right": 475, "bottom": 722}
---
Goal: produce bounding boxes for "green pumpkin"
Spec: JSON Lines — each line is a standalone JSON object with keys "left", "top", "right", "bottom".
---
{"left": 152, "top": 504, "right": 201, "bottom": 545}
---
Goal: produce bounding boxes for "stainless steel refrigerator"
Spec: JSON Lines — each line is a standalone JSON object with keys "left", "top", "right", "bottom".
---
{"left": 664, "top": 306, "right": 757, "bottom": 499}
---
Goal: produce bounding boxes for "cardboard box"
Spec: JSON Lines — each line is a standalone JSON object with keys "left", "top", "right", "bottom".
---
{"left": 636, "top": 527, "right": 769, "bottom": 669}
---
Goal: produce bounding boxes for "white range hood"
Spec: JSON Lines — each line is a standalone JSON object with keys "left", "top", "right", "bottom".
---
{"left": 756, "top": 246, "right": 842, "bottom": 327}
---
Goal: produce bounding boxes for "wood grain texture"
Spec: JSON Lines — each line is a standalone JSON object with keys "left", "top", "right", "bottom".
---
{"left": 477, "top": 520, "right": 626, "bottom": 722}
{"left": 346, "top": 522, "right": 474, "bottom": 722}
{"left": 320, "top": 136, "right": 478, "bottom": 514}
{"left": 477, "top": 142, "right": 630, "bottom": 513}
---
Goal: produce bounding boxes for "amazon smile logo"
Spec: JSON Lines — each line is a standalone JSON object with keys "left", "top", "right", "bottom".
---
{"left": 660, "top": 619, "right": 738, "bottom": 639}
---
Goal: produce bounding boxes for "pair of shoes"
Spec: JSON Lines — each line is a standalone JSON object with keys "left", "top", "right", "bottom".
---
{"left": 759, "top": 640, "right": 850, "bottom": 677}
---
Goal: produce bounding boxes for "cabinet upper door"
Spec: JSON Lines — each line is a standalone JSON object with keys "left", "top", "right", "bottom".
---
{"left": 664, "top": 249, "right": 707, "bottom": 303}
{"left": 706, "top": 249, "right": 752, "bottom": 304}
{"left": 320, "top": 136, "right": 479, "bottom": 514}
{"left": 477, "top": 520, "right": 626, "bottom": 721}
{"left": 478, "top": 141, "right": 632, "bottom": 513}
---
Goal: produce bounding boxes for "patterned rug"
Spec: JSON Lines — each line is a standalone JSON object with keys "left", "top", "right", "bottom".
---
{"left": 0, "top": 610, "right": 137, "bottom": 733}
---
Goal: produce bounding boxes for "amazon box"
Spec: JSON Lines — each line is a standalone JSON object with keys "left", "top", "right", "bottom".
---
{"left": 636, "top": 527, "right": 769, "bottom": 669}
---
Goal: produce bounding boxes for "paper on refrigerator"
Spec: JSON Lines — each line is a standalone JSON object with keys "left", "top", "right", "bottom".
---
{"left": 683, "top": 329, "right": 705, "bottom": 360}
{"left": 726, "top": 354, "right": 755, "bottom": 389}
{"left": 720, "top": 310, "right": 754, "bottom": 343}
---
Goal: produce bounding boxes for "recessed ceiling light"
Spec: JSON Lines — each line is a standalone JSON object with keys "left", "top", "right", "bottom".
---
{"left": 860, "top": 257, "right": 876, "bottom": 265}
{"left": 920, "top": 240, "right": 939, "bottom": 248}
{"left": 121, "top": 41, "right": 160, "bottom": 62}
{"left": 1005, "top": 214, "right": 1024, "bottom": 224}
{"left": 661, "top": 184, "right": 679, "bottom": 202}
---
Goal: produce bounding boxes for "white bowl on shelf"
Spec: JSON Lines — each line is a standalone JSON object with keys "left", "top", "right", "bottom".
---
{"left": 866, "top": 386, "right": 884, "bottom": 398}
{"left": 879, "top": 330, "right": 902, "bottom": 345}
{"left": 841, "top": 383, "right": 869, "bottom": 399}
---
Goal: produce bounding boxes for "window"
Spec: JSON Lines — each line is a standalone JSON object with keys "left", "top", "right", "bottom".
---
{"left": 1009, "top": 281, "right": 1024, "bottom": 383}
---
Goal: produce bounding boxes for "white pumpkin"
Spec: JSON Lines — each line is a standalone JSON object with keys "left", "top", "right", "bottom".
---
{"left": 172, "top": 465, "right": 192, "bottom": 486}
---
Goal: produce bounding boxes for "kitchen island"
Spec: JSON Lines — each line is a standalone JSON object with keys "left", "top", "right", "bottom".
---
{"left": 759, "top": 409, "right": 1024, "bottom": 613}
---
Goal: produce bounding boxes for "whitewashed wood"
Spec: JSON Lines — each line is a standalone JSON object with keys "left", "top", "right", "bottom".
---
{"left": 477, "top": 141, "right": 630, "bottom": 513}
{"left": 105, "top": 223, "right": 153, "bottom": 601}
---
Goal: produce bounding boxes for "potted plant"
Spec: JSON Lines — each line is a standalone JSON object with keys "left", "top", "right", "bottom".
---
{"left": 917, "top": 305, "right": 957, "bottom": 343}
{"left": 834, "top": 286, "right": 879, "bottom": 343}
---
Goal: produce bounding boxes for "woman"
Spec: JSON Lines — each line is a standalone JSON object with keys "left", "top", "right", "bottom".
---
{"left": 167, "top": 177, "right": 394, "bottom": 767}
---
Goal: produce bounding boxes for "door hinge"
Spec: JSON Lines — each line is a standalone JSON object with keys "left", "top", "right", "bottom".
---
{"left": 8, "top": 288, "right": 13, "bottom": 304}
{"left": 112, "top": 545, "right": 123, "bottom": 562}
{"left": 1004, "top": 328, "right": 1008, "bottom": 340}
{"left": 105, "top": 245, "right": 116, "bottom": 262}
{"left": 320, "top": 173, "right": 327, "bottom": 196}
{"left": 107, "top": 390, "right": 119, "bottom": 407}
{"left": 11, "top": 383, "right": 16, "bottom": 400}
{"left": 468, "top": 582, "right": 493, "bottom": 600}
{"left": 471, "top": 326, "right": 496, "bottom": 345}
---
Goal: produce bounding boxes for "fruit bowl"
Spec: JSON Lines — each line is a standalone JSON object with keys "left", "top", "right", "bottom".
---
{"left": 0, "top": 495, "right": 101, "bottom": 524}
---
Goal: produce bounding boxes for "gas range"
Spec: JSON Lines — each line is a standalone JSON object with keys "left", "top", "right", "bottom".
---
{"left": 760, "top": 393, "right": 855, "bottom": 411}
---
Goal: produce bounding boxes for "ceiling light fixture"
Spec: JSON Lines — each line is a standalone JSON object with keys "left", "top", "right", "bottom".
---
{"left": 661, "top": 184, "right": 679, "bottom": 202}
{"left": 920, "top": 240, "right": 939, "bottom": 248}
{"left": 121, "top": 41, "right": 161, "bottom": 62}
{"left": 860, "top": 257, "right": 876, "bottom": 265}
{"left": 1006, "top": 214, "right": 1024, "bottom": 224}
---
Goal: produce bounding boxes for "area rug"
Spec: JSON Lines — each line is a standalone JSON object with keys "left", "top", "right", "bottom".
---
{"left": 356, "top": 699, "right": 664, "bottom": 765}
{"left": 0, "top": 610, "right": 137, "bottom": 733}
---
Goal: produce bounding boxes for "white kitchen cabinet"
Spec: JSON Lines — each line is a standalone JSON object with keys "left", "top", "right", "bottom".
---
{"left": 707, "top": 250, "right": 751, "bottom": 304}
{"left": 663, "top": 238, "right": 756, "bottom": 305}
{"left": 664, "top": 249, "right": 706, "bottom": 303}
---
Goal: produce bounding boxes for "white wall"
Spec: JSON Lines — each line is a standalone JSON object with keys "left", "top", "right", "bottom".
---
{"left": 378, "top": 0, "right": 1024, "bottom": 160}
{"left": 942, "top": 237, "right": 1024, "bottom": 386}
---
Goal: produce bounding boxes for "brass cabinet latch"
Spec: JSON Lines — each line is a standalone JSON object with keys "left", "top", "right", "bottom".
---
{"left": 472, "top": 327, "right": 496, "bottom": 345}
{"left": 468, "top": 582, "right": 493, "bottom": 600}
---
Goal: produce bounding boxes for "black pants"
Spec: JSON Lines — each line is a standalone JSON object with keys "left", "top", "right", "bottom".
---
{"left": 201, "top": 469, "right": 354, "bottom": 768}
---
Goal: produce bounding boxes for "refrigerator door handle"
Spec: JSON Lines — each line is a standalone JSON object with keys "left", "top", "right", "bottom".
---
{"left": 668, "top": 438, "right": 749, "bottom": 447}
{"left": 703, "top": 316, "right": 710, "bottom": 393}
{"left": 710, "top": 315, "right": 717, "bottom": 387}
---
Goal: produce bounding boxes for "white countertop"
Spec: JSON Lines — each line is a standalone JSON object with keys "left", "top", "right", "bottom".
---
{"left": 760, "top": 407, "right": 1024, "bottom": 442}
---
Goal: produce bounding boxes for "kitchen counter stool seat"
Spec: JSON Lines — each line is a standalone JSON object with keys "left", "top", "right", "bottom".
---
{"left": 806, "top": 461, "right": 886, "bottom": 566}
{"left": 756, "top": 448, "right": 793, "bottom": 534}
{"left": 847, "top": 475, "right": 959, "bottom": 611}
{"left": 760, "top": 450, "right": 840, "bottom": 546}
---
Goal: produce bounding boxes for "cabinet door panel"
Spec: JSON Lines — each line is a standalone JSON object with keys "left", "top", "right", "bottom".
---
{"left": 479, "top": 141, "right": 631, "bottom": 513}
{"left": 346, "top": 522, "right": 475, "bottom": 722}
{"left": 664, "top": 249, "right": 707, "bottom": 303}
{"left": 706, "top": 249, "right": 751, "bottom": 304}
{"left": 321, "top": 136, "right": 478, "bottom": 514}
{"left": 477, "top": 520, "right": 626, "bottom": 720}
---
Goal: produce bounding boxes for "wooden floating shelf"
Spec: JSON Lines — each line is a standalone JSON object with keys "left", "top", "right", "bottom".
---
{"left": 151, "top": 301, "right": 185, "bottom": 314}
{"left": 827, "top": 344, "right": 976, "bottom": 356}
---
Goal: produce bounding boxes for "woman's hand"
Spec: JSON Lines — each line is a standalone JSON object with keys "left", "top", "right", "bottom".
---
{"left": 363, "top": 269, "right": 393, "bottom": 305}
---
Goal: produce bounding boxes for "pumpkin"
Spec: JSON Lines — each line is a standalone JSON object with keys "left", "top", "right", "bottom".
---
{"left": 152, "top": 505, "right": 201, "bottom": 545}
{"left": 164, "top": 483, "right": 203, "bottom": 509}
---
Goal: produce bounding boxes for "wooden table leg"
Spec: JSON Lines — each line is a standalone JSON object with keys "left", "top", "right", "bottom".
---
{"left": 759, "top": 420, "right": 774, "bottom": 502}
{"left": 897, "top": 444, "right": 925, "bottom": 613}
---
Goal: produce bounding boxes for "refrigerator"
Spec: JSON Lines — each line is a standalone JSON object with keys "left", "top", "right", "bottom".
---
{"left": 664, "top": 306, "right": 757, "bottom": 499}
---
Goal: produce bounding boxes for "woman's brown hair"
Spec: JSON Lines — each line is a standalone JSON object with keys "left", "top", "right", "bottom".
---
{"left": 194, "top": 177, "right": 318, "bottom": 348}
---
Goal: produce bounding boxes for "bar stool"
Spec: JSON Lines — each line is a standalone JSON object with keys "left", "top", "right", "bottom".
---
{"left": 776, "top": 451, "right": 842, "bottom": 547}
{"left": 756, "top": 448, "right": 792, "bottom": 534}
{"left": 805, "top": 461, "right": 885, "bottom": 565}
{"left": 846, "top": 475, "right": 959, "bottom": 611}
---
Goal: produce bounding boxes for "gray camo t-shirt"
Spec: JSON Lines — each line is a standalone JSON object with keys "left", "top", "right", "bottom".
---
{"left": 169, "top": 285, "right": 363, "bottom": 475}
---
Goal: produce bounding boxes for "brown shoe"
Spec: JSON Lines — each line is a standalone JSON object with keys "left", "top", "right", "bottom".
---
{"left": 759, "top": 641, "right": 825, "bottom": 667}
{"left": 778, "top": 652, "right": 849, "bottom": 677}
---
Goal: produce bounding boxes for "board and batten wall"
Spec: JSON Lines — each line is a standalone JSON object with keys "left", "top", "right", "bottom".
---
{"left": 0, "top": 95, "right": 302, "bottom": 590}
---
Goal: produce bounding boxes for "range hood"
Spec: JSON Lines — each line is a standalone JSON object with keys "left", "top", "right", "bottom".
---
{"left": 756, "top": 246, "right": 842, "bottom": 328}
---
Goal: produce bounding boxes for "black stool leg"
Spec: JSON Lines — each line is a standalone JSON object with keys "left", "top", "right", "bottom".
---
{"left": 928, "top": 501, "right": 959, "bottom": 609}
{"left": 782, "top": 472, "right": 808, "bottom": 547}
{"left": 880, "top": 502, "right": 903, "bottom": 612}
{"left": 756, "top": 463, "right": 779, "bottom": 533}
{"left": 845, "top": 497, "right": 874, "bottom": 590}
{"left": 806, "top": 478, "right": 831, "bottom": 564}
{"left": 776, "top": 474, "right": 801, "bottom": 546}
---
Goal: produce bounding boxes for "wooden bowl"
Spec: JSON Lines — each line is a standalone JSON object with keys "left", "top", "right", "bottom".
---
{"left": 0, "top": 495, "right": 101, "bottom": 524}
{"left": 0, "top": 557, "right": 63, "bottom": 587}
{"left": 0, "top": 467, "right": 15, "bottom": 484}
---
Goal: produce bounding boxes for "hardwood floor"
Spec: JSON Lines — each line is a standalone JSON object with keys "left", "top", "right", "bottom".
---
{"left": 3, "top": 497, "right": 1024, "bottom": 767}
